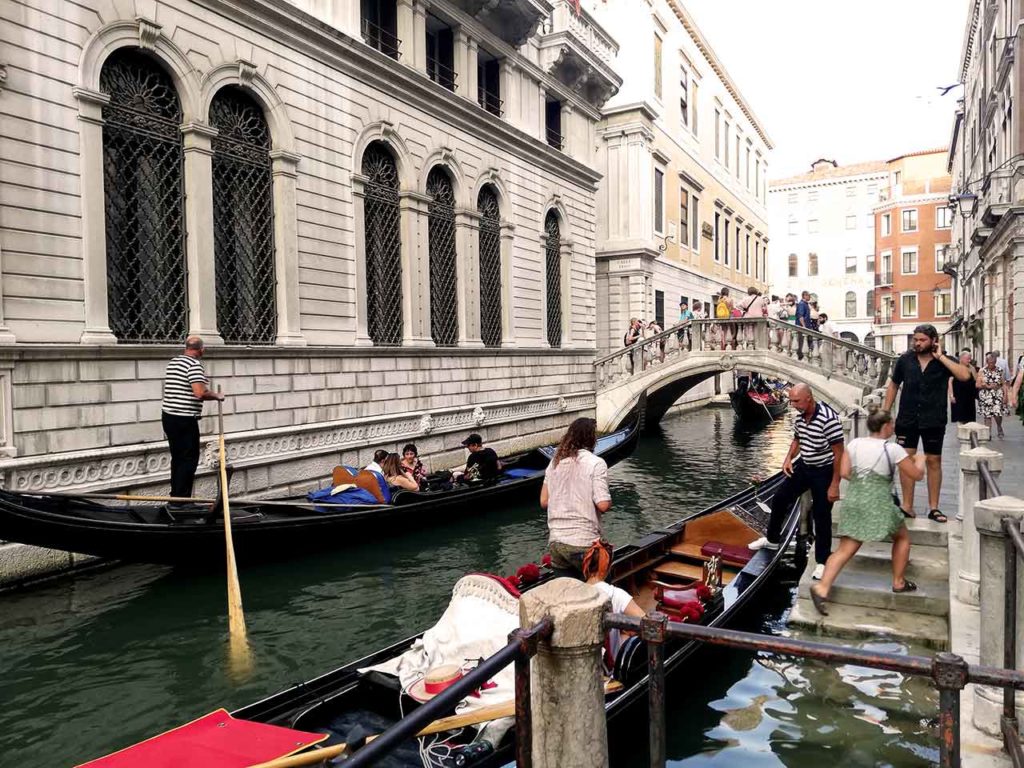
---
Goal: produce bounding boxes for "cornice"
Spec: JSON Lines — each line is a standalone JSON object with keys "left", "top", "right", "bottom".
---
{"left": 769, "top": 171, "right": 888, "bottom": 192}
{"left": 193, "top": 0, "right": 602, "bottom": 186}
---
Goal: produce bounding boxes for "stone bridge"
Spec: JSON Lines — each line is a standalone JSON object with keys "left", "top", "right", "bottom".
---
{"left": 595, "top": 318, "right": 896, "bottom": 432}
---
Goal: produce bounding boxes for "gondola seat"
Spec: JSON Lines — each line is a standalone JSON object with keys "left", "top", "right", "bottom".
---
{"left": 700, "top": 541, "right": 753, "bottom": 566}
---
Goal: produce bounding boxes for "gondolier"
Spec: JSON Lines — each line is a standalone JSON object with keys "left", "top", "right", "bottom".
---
{"left": 162, "top": 336, "right": 223, "bottom": 501}
{"left": 748, "top": 383, "right": 844, "bottom": 581}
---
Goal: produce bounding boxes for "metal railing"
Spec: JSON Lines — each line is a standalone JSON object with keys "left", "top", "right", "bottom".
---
{"left": 426, "top": 57, "right": 458, "bottom": 91}
{"left": 478, "top": 88, "right": 503, "bottom": 117}
{"left": 361, "top": 18, "right": 401, "bottom": 60}
{"left": 545, "top": 126, "right": 563, "bottom": 150}
{"left": 876, "top": 270, "right": 894, "bottom": 286}
{"left": 969, "top": 431, "right": 1023, "bottom": 765}
{"left": 342, "top": 618, "right": 552, "bottom": 767}
{"left": 605, "top": 612, "right": 1024, "bottom": 768}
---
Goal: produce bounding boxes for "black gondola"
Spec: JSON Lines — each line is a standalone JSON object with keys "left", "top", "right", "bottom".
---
{"left": 0, "top": 419, "right": 639, "bottom": 566}
{"left": 220, "top": 473, "right": 799, "bottom": 767}
{"left": 729, "top": 375, "right": 788, "bottom": 422}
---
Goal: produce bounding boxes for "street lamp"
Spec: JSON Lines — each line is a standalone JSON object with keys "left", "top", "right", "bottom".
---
{"left": 949, "top": 191, "right": 978, "bottom": 219}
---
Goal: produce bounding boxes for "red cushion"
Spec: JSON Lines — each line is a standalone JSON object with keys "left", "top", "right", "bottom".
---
{"left": 658, "top": 586, "right": 699, "bottom": 609}
{"left": 701, "top": 540, "right": 752, "bottom": 565}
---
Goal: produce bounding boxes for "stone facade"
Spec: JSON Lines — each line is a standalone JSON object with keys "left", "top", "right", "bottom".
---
{"left": 0, "top": 0, "right": 622, "bottom": 490}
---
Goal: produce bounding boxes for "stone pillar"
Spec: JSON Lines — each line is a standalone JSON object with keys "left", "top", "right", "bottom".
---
{"left": 411, "top": 0, "right": 428, "bottom": 72}
{"left": 559, "top": 238, "right": 573, "bottom": 346}
{"left": 499, "top": 59, "right": 517, "bottom": 124}
{"left": 466, "top": 39, "right": 479, "bottom": 104}
{"left": 561, "top": 102, "right": 575, "bottom": 159}
{"left": 954, "top": 421, "right": 991, "bottom": 546}
{"left": 973, "top": 495, "right": 1024, "bottom": 735}
{"left": 958, "top": 445, "right": 1003, "bottom": 605}
{"left": 456, "top": 210, "right": 483, "bottom": 346}
{"left": 399, "top": 191, "right": 433, "bottom": 345}
{"left": 351, "top": 174, "right": 372, "bottom": 347}
{"left": 74, "top": 87, "right": 117, "bottom": 345}
{"left": 396, "top": 0, "right": 415, "bottom": 65}
{"left": 181, "top": 122, "right": 224, "bottom": 344}
{"left": 499, "top": 221, "right": 516, "bottom": 347}
{"left": 519, "top": 578, "right": 609, "bottom": 768}
{"left": 270, "top": 149, "right": 306, "bottom": 346}
{"left": 454, "top": 28, "right": 472, "bottom": 101}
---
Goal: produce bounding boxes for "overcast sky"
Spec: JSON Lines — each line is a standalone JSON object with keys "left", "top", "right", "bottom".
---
{"left": 684, "top": 0, "right": 971, "bottom": 180}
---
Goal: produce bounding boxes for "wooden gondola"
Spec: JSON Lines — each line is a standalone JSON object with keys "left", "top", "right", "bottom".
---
{"left": 0, "top": 418, "right": 640, "bottom": 566}
{"left": 221, "top": 473, "right": 799, "bottom": 767}
{"left": 729, "top": 375, "right": 788, "bottom": 422}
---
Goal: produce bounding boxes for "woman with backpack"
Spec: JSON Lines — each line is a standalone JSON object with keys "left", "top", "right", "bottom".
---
{"left": 715, "top": 287, "right": 735, "bottom": 350}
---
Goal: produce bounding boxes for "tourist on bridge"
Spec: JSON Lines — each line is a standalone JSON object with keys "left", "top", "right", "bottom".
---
{"left": 541, "top": 417, "right": 612, "bottom": 579}
{"left": 809, "top": 408, "right": 927, "bottom": 615}
{"left": 795, "top": 291, "right": 812, "bottom": 359}
{"left": 882, "top": 324, "right": 973, "bottom": 523}
{"left": 678, "top": 300, "right": 694, "bottom": 349}
{"left": 624, "top": 317, "right": 642, "bottom": 373}
{"left": 977, "top": 353, "right": 1009, "bottom": 439}
{"left": 160, "top": 336, "right": 224, "bottom": 503}
{"left": 949, "top": 349, "right": 978, "bottom": 425}
{"left": 748, "top": 383, "right": 844, "bottom": 581}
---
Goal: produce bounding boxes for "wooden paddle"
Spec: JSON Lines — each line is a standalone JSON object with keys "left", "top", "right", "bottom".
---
{"left": 217, "top": 389, "right": 252, "bottom": 680}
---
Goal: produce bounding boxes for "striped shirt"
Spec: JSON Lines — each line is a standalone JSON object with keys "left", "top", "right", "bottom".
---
{"left": 544, "top": 449, "right": 611, "bottom": 547}
{"left": 793, "top": 402, "right": 844, "bottom": 467}
{"left": 161, "top": 355, "right": 207, "bottom": 418}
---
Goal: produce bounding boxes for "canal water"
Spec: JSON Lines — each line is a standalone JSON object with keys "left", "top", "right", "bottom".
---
{"left": 0, "top": 407, "right": 938, "bottom": 767}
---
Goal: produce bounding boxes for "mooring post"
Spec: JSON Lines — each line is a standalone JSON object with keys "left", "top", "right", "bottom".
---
{"left": 519, "top": 578, "right": 609, "bottom": 768}
{"left": 958, "top": 444, "right": 1002, "bottom": 606}
{"left": 954, "top": 423, "right": 991, "bottom": 544}
{"left": 932, "top": 652, "right": 969, "bottom": 768}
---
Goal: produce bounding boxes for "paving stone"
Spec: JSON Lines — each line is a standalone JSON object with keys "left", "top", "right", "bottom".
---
{"left": 789, "top": 598, "right": 949, "bottom": 651}
{"left": 800, "top": 556, "right": 949, "bottom": 617}
{"left": 831, "top": 515, "right": 948, "bottom": 548}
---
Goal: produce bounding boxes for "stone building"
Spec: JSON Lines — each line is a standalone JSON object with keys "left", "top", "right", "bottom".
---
{"left": 871, "top": 150, "right": 953, "bottom": 354}
{"left": 585, "top": 0, "right": 771, "bottom": 356}
{"left": 768, "top": 159, "right": 887, "bottom": 344}
{"left": 0, "top": 0, "right": 621, "bottom": 525}
{"left": 947, "top": 0, "right": 1024, "bottom": 361}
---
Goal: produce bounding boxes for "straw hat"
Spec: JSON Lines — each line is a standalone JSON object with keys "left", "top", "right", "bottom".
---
{"left": 407, "top": 665, "right": 464, "bottom": 703}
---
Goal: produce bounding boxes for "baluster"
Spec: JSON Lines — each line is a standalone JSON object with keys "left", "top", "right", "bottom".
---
{"left": 821, "top": 340, "right": 834, "bottom": 376}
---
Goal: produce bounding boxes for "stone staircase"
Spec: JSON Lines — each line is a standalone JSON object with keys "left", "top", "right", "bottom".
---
{"left": 788, "top": 505, "right": 951, "bottom": 650}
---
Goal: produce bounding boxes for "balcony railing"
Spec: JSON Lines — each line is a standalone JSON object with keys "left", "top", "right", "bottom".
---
{"left": 875, "top": 270, "right": 893, "bottom": 287}
{"left": 426, "top": 57, "right": 458, "bottom": 92}
{"left": 361, "top": 18, "right": 401, "bottom": 60}
{"left": 545, "top": 126, "right": 563, "bottom": 150}
{"left": 478, "top": 88, "right": 503, "bottom": 117}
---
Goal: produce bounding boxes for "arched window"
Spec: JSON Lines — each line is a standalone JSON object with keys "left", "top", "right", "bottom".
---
{"left": 866, "top": 289, "right": 875, "bottom": 317}
{"left": 544, "top": 211, "right": 562, "bottom": 348}
{"left": 210, "top": 87, "right": 276, "bottom": 344}
{"left": 478, "top": 186, "right": 502, "bottom": 348}
{"left": 362, "top": 142, "right": 402, "bottom": 345}
{"left": 100, "top": 49, "right": 187, "bottom": 343}
{"left": 845, "top": 291, "right": 857, "bottom": 318}
{"left": 788, "top": 253, "right": 798, "bottom": 277}
{"left": 808, "top": 252, "right": 819, "bottom": 276}
{"left": 426, "top": 167, "right": 458, "bottom": 346}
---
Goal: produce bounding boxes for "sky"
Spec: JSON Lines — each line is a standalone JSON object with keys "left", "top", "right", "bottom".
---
{"left": 684, "top": 0, "right": 972, "bottom": 180}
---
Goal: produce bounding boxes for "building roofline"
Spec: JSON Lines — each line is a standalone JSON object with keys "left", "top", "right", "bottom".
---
{"left": 664, "top": 0, "right": 774, "bottom": 150}
{"left": 886, "top": 147, "right": 949, "bottom": 163}
{"left": 959, "top": 0, "right": 982, "bottom": 82}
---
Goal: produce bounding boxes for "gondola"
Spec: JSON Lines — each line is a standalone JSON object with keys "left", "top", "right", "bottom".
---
{"left": 211, "top": 472, "right": 800, "bottom": 767}
{"left": 0, "top": 418, "right": 639, "bottom": 566}
{"left": 729, "top": 375, "right": 788, "bottom": 422}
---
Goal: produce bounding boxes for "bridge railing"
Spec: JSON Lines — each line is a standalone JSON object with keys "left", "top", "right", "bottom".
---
{"left": 595, "top": 318, "right": 895, "bottom": 391}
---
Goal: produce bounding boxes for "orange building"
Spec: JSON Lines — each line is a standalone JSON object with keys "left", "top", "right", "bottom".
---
{"left": 872, "top": 149, "right": 954, "bottom": 353}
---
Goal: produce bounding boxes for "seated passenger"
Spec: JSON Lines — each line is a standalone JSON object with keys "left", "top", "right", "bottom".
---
{"left": 401, "top": 443, "right": 428, "bottom": 488}
{"left": 381, "top": 452, "right": 418, "bottom": 492}
{"left": 458, "top": 433, "right": 501, "bottom": 482}
{"left": 365, "top": 449, "right": 389, "bottom": 476}
{"left": 582, "top": 541, "right": 644, "bottom": 672}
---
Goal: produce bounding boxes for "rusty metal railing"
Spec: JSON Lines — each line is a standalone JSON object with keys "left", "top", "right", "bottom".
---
{"left": 343, "top": 617, "right": 553, "bottom": 768}
{"left": 605, "top": 613, "right": 1024, "bottom": 768}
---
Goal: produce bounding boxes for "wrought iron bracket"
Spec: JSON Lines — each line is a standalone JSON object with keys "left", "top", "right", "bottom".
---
{"left": 641, "top": 611, "right": 669, "bottom": 644}
{"left": 932, "top": 652, "right": 970, "bottom": 691}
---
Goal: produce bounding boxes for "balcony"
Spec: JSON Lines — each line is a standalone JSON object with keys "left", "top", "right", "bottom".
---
{"left": 448, "top": 0, "right": 552, "bottom": 47}
{"left": 875, "top": 271, "right": 893, "bottom": 287}
{"left": 427, "top": 57, "right": 458, "bottom": 92}
{"left": 478, "top": 88, "right": 503, "bottom": 118}
{"left": 545, "top": 126, "right": 563, "bottom": 150}
{"left": 362, "top": 18, "right": 401, "bottom": 60}
{"left": 537, "top": 0, "right": 621, "bottom": 108}
{"left": 980, "top": 164, "right": 1018, "bottom": 226}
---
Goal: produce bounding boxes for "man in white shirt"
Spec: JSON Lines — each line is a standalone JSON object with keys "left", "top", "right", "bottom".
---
{"left": 819, "top": 313, "right": 839, "bottom": 338}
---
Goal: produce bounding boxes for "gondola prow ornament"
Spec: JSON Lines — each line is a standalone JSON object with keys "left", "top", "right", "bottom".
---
{"left": 702, "top": 554, "right": 723, "bottom": 594}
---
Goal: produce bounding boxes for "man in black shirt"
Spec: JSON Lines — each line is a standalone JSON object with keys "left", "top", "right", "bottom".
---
{"left": 460, "top": 433, "right": 501, "bottom": 481}
{"left": 883, "top": 324, "right": 972, "bottom": 522}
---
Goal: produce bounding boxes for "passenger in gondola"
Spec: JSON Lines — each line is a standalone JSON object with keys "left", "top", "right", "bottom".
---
{"left": 400, "top": 443, "right": 428, "bottom": 488}
{"left": 454, "top": 433, "right": 501, "bottom": 482}
{"left": 381, "top": 452, "right": 418, "bottom": 492}
{"left": 582, "top": 540, "right": 644, "bottom": 670}
{"left": 365, "top": 449, "right": 388, "bottom": 477}
{"left": 542, "top": 417, "right": 612, "bottom": 579}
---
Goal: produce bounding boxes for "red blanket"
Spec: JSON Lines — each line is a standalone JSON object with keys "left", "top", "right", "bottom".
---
{"left": 75, "top": 709, "right": 327, "bottom": 768}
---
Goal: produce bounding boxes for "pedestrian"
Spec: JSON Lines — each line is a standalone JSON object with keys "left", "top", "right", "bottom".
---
{"left": 161, "top": 336, "right": 224, "bottom": 504}
{"left": 882, "top": 324, "right": 973, "bottom": 522}
{"left": 623, "top": 317, "right": 642, "bottom": 373}
{"left": 993, "top": 350, "right": 1013, "bottom": 384}
{"left": 739, "top": 287, "right": 765, "bottom": 346}
{"left": 715, "top": 287, "right": 736, "bottom": 349}
{"left": 678, "top": 300, "right": 694, "bottom": 350}
{"left": 541, "top": 417, "right": 612, "bottom": 579}
{"left": 977, "top": 352, "right": 1009, "bottom": 438}
{"left": 949, "top": 349, "right": 978, "bottom": 425}
{"left": 795, "top": 290, "right": 812, "bottom": 358}
{"left": 809, "top": 408, "right": 927, "bottom": 615}
{"left": 818, "top": 313, "right": 839, "bottom": 338}
{"left": 748, "top": 383, "right": 845, "bottom": 580}
{"left": 767, "top": 294, "right": 784, "bottom": 347}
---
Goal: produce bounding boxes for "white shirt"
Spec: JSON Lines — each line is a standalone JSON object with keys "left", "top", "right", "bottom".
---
{"left": 365, "top": 461, "right": 383, "bottom": 475}
{"left": 544, "top": 449, "right": 611, "bottom": 547}
{"left": 847, "top": 437, "right": 908, "bottom": 479}
{"left": 996, "top": 356, "right": 1012, "bottom": 382}
{"left": 593, "top": 580, "right": 632, "bottom": 612}
{"left": 821, "top": 320, "right": 839, "bottom": 338}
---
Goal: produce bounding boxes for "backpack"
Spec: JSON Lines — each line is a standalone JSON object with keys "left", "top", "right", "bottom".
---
{"left": 715, "top": 299, "right": 730, "bottom": 318}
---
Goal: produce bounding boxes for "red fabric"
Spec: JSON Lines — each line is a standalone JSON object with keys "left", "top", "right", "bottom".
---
{"left": 700, "top": 540, "right": 752, "bottom": 565}
{"left": 75, "top": 709, "right": 327, "bottom": 768}
{"left": 468, "top": 572, "right": 522, "bottom": 598}
{"left": 515, "top": 563, "right": 541, "bottom": 586}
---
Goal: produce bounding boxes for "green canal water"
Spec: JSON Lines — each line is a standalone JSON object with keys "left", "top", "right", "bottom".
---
{"left": 0, "top": 408, "right": 939, "bottom": 767}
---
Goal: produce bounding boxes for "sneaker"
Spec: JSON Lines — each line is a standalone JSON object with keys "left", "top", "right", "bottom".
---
{"left": 748, "top": 536, "right": 780, "bottom": 551}
{"left": 812, "top": 564, "right": 825, "bottom": 580}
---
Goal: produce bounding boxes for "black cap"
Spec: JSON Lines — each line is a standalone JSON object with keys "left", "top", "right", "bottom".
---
{"left": 461, "top": 433, "right": 483, "bottom": 447}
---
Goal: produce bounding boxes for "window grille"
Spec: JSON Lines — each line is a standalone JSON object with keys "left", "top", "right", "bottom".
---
{"left": 210, "top": 87, "right": 276, "bottom": 345}
{"left": 478, "top": 187, "right": 502, "bottom": 348}
{"left": 544, "top": 212, "right": 562, "bottom": 348}
{"left": 100, "top": 49, "right": 187, "bottom": 343}
{"left": 426, "top": 167, "right": 458, "bottom": 346}
{"left": 362, "top": 143, "right": 403, "bottom": 345}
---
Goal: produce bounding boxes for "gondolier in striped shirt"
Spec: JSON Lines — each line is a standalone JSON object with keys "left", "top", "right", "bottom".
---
{"left": 161, "top": 336, "right": 223, "bottom": 502}
{"left": 748, "top": 383, "right": 845, "bottom": 580}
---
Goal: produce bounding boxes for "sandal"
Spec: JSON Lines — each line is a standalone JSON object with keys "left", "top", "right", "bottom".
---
{"left": 927, "top": 509, "right": 948, "bottom": 523}
{"left": 810, "top": 586, "right": 829, "bottom": 616}
{"left": 899, "top": 507, "right": 916, "bottom": 520}
{"left": 892, "top": 580, "right": 918, "bottom": 593}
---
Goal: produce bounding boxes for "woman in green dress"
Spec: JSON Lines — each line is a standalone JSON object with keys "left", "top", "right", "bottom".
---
{"left": 809, "top": 408, "right": 926, "bottom": 616}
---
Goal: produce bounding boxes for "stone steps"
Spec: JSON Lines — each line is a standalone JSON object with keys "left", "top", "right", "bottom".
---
{"left": 788, "top": 598, "right": 949, "bottom": 651}
{"left": 829, "top": 515, "right": 949, "bottom": 548}
{"left": 799, "top": 554, "right": 949, "bottom": 617}
{"left": 826, "top": 537, "right": 949, "bottom": 578}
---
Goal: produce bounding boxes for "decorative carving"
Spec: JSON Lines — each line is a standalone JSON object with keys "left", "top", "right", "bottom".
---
{"left": 419, "top": 413, "right": 435, "bottom": 435}
{"left": 0, "top": 63, "right": 7, "bottom": 94}
{"left": 558, "top": 396, "right": 567, "bottom": 412}
{"left": 137, "top": 17, "right": 162, "bottom": 51}
{"left": 718, "top": 355, "right": 735, "bottom": 371}
{"left": 237, "top": 58, "right": 257, "bottom": 86}
{"left": 472, "top": 405, "right": 486, "bottom": 426}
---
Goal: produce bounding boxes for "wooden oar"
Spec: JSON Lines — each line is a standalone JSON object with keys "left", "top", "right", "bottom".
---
{"left": 218, "top": 389, "right": 252, "bottom": 680}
